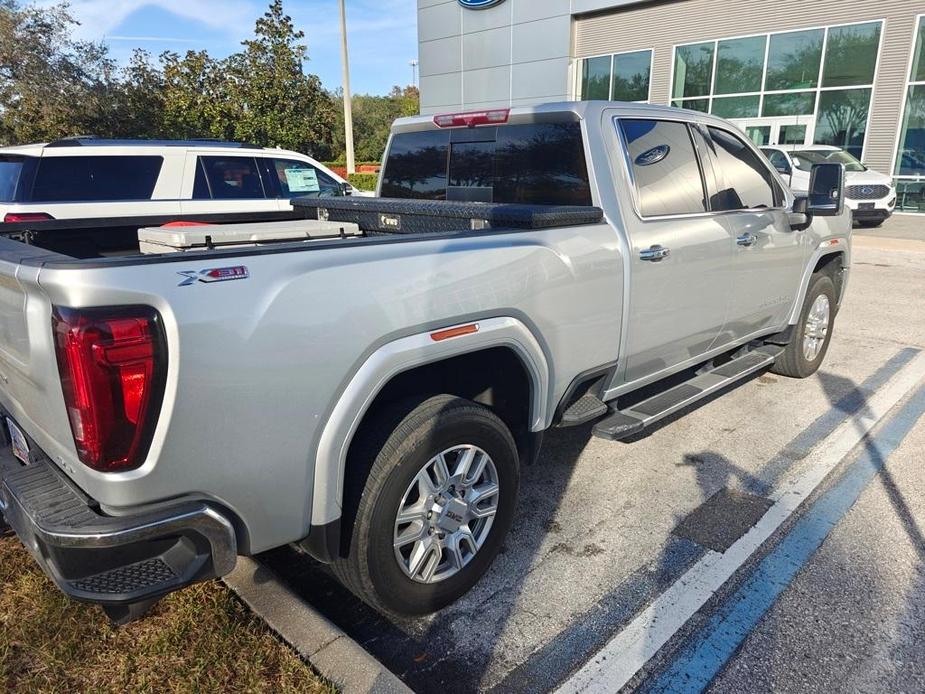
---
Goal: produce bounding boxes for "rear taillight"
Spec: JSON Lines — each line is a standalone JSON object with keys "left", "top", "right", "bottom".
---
{"left": 3, "top": 212, "right": 54, "bottom": 223}
{"left": 433, "top": 109, "right": 510, "bottom": 128}
{"left": 52, "top": 307, "right": 167, "bottom": 472}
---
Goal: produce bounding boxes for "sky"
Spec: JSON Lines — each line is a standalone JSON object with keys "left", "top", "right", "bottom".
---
{"left": 51, "top": 0, "right": 419, "bottom": 95}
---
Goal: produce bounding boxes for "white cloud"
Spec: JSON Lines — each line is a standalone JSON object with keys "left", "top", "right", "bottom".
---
{"left": 41, "top": 0, "right": 258, "bottom": 40}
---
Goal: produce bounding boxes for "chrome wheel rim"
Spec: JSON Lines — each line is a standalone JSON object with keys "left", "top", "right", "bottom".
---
{"left": 803, "top": 293, "right": 830, "bottom": 362}
{"left": 393, "top": 445, "right": 500, "bottom": 584}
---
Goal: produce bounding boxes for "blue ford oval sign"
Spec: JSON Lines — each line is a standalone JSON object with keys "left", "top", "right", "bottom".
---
{"left": 458, "top": 0, "right": 506, "bottom": 8}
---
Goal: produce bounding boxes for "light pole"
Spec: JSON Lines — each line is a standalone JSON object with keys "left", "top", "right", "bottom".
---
{"left": 339, "top": 0, "right": 355, "bottom": 175}
{"left": 409, "top": 59, "right": 418, "bottom": 88}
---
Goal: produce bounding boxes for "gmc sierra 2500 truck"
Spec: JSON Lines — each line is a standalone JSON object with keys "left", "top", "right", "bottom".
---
{"left": 0, "top": 102, "right": 849, "bottom": 623}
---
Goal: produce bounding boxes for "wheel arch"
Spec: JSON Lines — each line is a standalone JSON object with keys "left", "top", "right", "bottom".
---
{"left": 303, "top": 317, "right": 550, "bottom": 561}
{"left": 788, "top": 245, "right": 849, "bottom": 325}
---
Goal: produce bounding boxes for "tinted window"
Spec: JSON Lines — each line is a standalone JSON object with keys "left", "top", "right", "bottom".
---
{"left": 192, "top": 159, "right": 210, "bottom": 199}
{"left": 765, "top": 29, "right": 823, "bottom": 91}
{"left": 581, "top": 56, "right": 611, "bottom": 100}
{"left": 715, "top": 36, "right": 766, "bottom": 95}
{"left": 381, "top": 130, "right": 449, "bottom": 199}
{"left": 814, "top": 88, "right": 872, "bottom": 159}
{"left": 0, "top": 157, "right": 25, "bottom": 202}
{"left": 612, "top": 51, "right": 651, "bottom": 102}
{"left": 380, "top": 122, "right": 591, "bottom": 206}
{"left": 199, "top": 156, "right": 266, "bottom": 199}
{"left": 494, "top": 123, "right": 592, "bottom": 205}
{"left": 272, "top": 159, "right": 342, "bottom": 198}
{"left": 672, "top": 42, "right": 714, "bottom": 98}
{"left": 704, "top": 127, "right": 779, "bottom": 210}
{"left": 31, "top": 156, "right": 162, "bottom": 202}
{"left": 711, "top": 95, "right": 759, "bottom": 119}
{"left": 822, "top": 22, "right": 881, "bottom": 88}
{"left": 620, "top": 119, "right": 706, "bottom": 217}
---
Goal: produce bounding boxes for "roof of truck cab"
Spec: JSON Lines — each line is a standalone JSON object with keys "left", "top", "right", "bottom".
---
{"left": 390, "top": 100, "right": 741, "bottom": 134}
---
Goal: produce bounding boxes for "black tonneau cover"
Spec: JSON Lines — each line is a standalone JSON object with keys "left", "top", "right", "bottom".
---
{"left": 293, "top": 197, "right": 604, "bottom": 234}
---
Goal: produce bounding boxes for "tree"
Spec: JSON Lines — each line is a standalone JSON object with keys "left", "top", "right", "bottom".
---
{"left": 222, "top": 0, "right": 337, "bottom": 158}
{"left": 0, "top": 0, "right": 118, "bottom": 143}
{"left": 332, "top": 85, "right": 420, "bottom": 162}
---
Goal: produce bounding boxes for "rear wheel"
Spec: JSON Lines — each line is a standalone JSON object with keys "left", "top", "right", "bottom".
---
{"left": 771, "top": 272, "right": 837, "bottom": 379}
{"left": 332, "top": 394, "right": 520, "bottom": 616}
{"left": 855, "top": 219, "right": 884, "bottom": 228}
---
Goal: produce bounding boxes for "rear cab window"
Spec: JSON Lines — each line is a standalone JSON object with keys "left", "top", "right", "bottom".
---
{"left": 31, "top": 156, "right": 163, "bottom": 202}
{"left": 380, "top": 121, "right": 592, "bottom": 206}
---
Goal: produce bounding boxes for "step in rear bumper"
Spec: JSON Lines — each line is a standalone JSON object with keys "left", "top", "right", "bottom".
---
{"left": 0, "top": 434, "right": 236, "bottom": 607}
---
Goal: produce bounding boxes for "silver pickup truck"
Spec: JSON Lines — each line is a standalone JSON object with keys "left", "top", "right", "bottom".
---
{"left": 0, "top": 102, "right": 850, "bottom": 623}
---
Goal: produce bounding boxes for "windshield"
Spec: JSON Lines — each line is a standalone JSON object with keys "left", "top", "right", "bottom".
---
{"left": 0, "top": 156, "right": 26, "bottom": 202}
{"left": 791, "top": 149, "right": 866, "bottom": 173}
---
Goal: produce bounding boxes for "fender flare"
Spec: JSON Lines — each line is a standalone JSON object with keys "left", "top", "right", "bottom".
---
{"left": 787, "top": 239, "right": 850, "bottom": 325}
{"left": 309, "top": 317, "right": 550, "bottom": 528}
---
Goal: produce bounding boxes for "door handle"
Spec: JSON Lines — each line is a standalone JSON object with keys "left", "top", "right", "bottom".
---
{"left": 640, "top": 244, "right": 670, "bottom": 262}
{"left": 736, "top": 233, "right": 758, "bottom": 247}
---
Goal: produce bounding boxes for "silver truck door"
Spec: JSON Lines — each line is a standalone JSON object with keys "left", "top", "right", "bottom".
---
{"left": 614, "top": 117, "right": 735, "bottom": 384}
{"left": 696, "top": 125, "right": 809, "bottom": 343}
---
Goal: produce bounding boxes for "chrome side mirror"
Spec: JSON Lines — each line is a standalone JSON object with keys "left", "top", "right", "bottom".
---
{"left": 807, "top": 162, "right": 845, "bottom": 216}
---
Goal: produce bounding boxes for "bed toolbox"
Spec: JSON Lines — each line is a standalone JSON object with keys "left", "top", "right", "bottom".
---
{"left": 292, "top": 197, "right": 604, "bottom": 234}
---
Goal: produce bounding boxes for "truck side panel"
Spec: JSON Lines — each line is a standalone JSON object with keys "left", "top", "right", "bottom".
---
{"left": 31, "top": 225, "right": 624, "bottom": 552}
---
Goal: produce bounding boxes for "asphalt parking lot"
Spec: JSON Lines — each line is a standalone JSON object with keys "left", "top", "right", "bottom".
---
{"left": 262, "top": 215, "right": 925, "bottom": 693}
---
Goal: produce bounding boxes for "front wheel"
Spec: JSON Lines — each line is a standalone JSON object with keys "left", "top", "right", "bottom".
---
{"left": 332, "top": 394, "right": 520, "bottom": 616}
{"left": 771, "top": 272, "right": 837, "bottom": 379}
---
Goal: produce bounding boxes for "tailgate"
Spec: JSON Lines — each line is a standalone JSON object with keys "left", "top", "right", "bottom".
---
{"left": 0, "top": 239, "right": 76, "bottom": 469}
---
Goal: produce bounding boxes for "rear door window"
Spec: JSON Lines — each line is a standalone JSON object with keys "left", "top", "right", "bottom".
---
{"left": 0, "top": 156, "right": 26, "bottom": 202}
{"left": 702, "top": 127, "right": 781, "bottom": 210}
{"left": 197, "top": 156, "right": 267, "bottom": 199}
{"left": 619, "top": 119, "right": 708, "bottom": 217}
{"left": 270, "top": 159, "right": 343, "bottom": 198}
{"left": 380, "top": 122, "right": 592, "bottom": 206}
{"left": 31, "top": 156, "right": 163, "bottom": 202}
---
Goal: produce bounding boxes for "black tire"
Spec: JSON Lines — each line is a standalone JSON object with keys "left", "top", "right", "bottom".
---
{"left": 771, "top": 272, "right": 837, "bottom": 379}
{"left": 856, "top": 219, "right": 884, "bottom": 228}
{"left": 332, "top": 394, "right": 520, "bottom": 616}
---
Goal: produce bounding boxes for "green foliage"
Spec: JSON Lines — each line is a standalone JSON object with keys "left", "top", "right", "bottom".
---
{"left": 0, "top": 0, "right": 348, "bottom": 159}
{"left": 331, "top": 86, "right": 420, "bottom": 162}
{"left": 348, "top": 172, "right": 378, "bottom": 191}
{"left": 0, "top": 0, "right": 117, "bottom": 143}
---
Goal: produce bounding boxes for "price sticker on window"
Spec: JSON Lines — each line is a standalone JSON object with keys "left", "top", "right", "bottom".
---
{"left": 284, "top": 167, "right": 320, "bottom": 193}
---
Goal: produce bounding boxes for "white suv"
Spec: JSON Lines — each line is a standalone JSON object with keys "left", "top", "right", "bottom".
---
{"left": 0, "top": 138, "right": 366, "bottom": 224}
{"left": 760, "top": 144, "right": 896, "bottom": 228}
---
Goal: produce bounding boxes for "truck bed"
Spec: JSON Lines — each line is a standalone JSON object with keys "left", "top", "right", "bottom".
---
{"left": 0, "top": 200, "right": 604, "bottom": 264}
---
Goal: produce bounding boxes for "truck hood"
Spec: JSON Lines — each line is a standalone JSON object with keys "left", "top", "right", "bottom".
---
{"left": 846, "top": 168, "right": 893, "bottom": 187}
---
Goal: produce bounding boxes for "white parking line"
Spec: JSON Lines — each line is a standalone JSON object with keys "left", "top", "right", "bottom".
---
{"left": 556, "top": 351, "right": 925, "bottom": 694}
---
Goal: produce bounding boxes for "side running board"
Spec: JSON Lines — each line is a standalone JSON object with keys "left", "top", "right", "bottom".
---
{"left": 592, "top": 344, "right": 784, "bottom": 441}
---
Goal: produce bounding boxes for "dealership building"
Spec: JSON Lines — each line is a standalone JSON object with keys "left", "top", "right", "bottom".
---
{"left": 418, "top": 0, "right": 925, "bottom": 210}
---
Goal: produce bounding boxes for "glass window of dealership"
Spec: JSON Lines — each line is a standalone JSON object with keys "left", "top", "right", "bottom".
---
{"left": 580, "top": 15, "right": 925, "bottom": 212}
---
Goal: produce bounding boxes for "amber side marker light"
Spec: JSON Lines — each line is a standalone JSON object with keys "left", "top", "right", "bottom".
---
{"left": 430, "top": 323, "right": 480, "bottom": 342}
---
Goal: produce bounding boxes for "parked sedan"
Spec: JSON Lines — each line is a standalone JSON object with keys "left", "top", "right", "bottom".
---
{"left": 761, "top": 145, "right": 896, "bottom": 228}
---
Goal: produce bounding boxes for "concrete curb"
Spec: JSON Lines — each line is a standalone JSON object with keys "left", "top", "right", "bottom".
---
{"left": 224, "top": 557, "right": 412, "bottom": 694}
